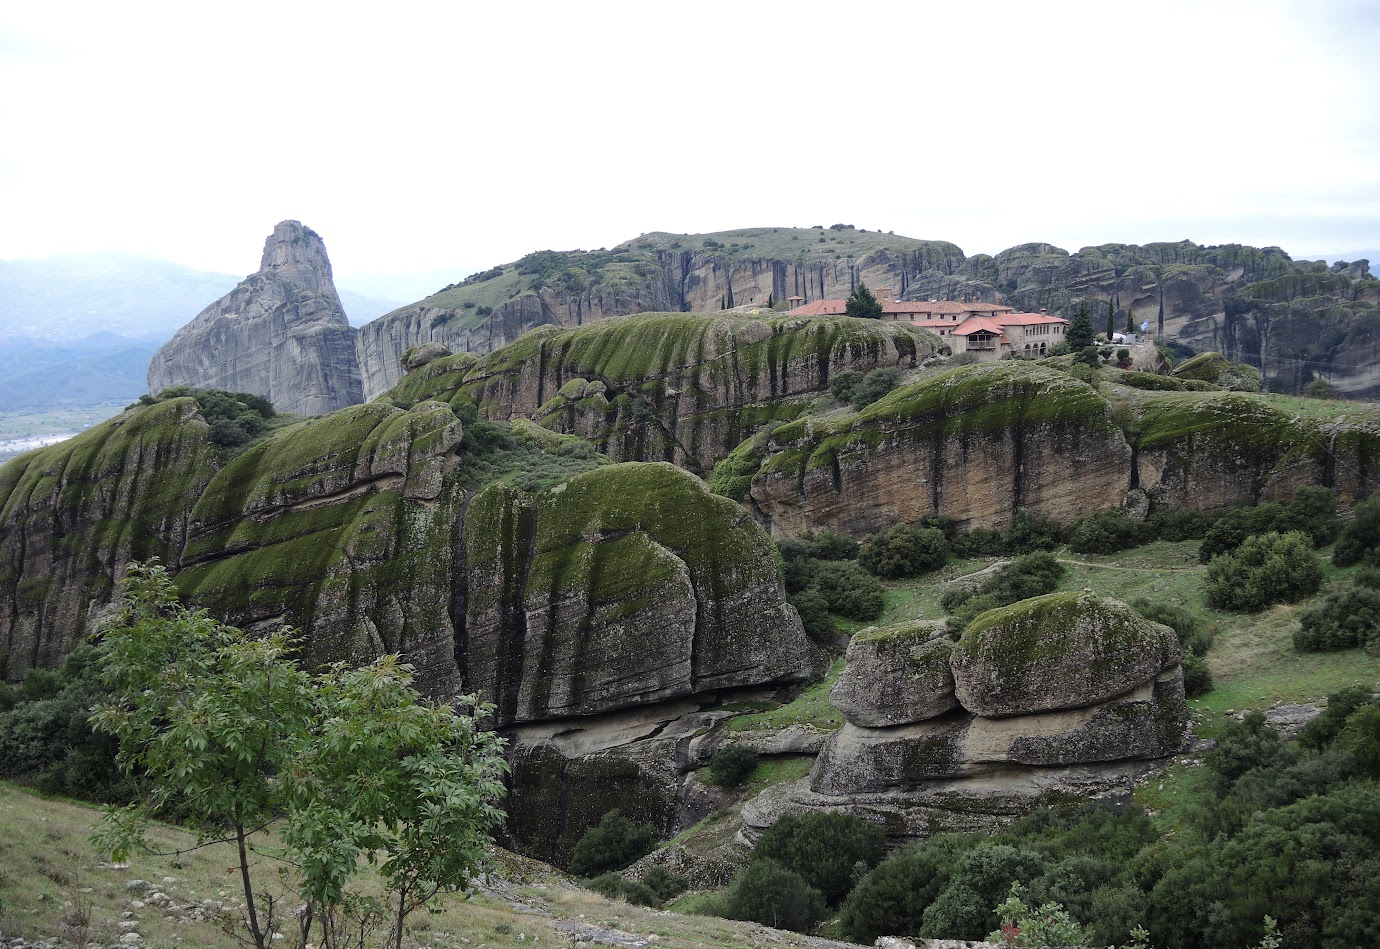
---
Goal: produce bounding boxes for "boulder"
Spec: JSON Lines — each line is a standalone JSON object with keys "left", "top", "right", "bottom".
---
{"left": 830, "top": 621, "right": 957, "bottom": 727}
{"left": 950, "top": 592, "right": 1181, "bottom": 717}
{"left": 810, "top": 672, "right": 1185, "bottom": 795}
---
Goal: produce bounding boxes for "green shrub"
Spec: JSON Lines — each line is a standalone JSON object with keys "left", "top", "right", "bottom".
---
{"left": 753, "top": 812, "right": 887, "bottom": 905}
{"left": 1131, "top": 598, "right": 1213, "bottom": 657}
{"left": 919, "top": 844, "right": 1046, "bottom": 940}
{"left": 1069, "top": 513, "right": 1149, "bottom": 554}
{"left": 1294, "top": 586, "right": 1380, "bottom": 652}
{"left": 1205, "top": 711, "right": 1292, "bottom": 795}
{"left": 812, "top": 560, "right": 885, "bottom": 621}
{"left": 1334, "top": 496, "right": 1380, "bottom": 567}
{"left": 1181, "top": 652, "right": 1214, "bottom": 697}
{"left": 949, "top": 511, "right": 1064, "bottom": 557}
{"left": 806, "top": 531, "right": 860, "bottom": 561}
{"left": 1297, "top": 687, "right": 1376, "bottom": 750}
{"left": 641, "top": 866, "right": 687, "bottom": 902}
{"left": 851, "top": 367, "right": 901, "bottom": 408}
{"left": 704, "top": 745, "right": 759, "bottom": 787}
{"left": 586, "top": 872, "right": 662, "bottom": 907}
{"left": 788, "top": 588, "right": 834, "bottom": 641}
{"left": 859, "top": 524, "right": 949, "bottom": 578}
{"left": 829, "top": 370, "right": 863, "bottom": 404}
{"left": 723, "top": 859, "right": 827, "bottom": 933}
{"left": 568, "top": 810, "right": 658, "bottom": 877}
{"left": 1199, "top": 503, "right": 1287, "bottom": 563}
{"left": 0, "top": 644, "right": 129, "bottom": 802}
{"left": 842, "top": 840, "right": 965, "bottom": 943}
{"left": 1146, "top": 508, "right": 1214, "bottom": 541}
{"left": 944, "top": 552, "right": 1065, "bottom": 634}
{"left": 1204, "top": 531, "right": 1322, "bottom": 612}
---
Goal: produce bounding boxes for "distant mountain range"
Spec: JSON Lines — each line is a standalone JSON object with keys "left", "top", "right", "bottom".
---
{"left": 0, "top": 253, "right": 406, "bottom": 343}
{"left": 1295, "top": 248, "right": 1380, "bottom": 265}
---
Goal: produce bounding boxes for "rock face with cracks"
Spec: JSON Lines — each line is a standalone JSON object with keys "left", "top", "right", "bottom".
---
{"left": 148, "top": 221, "right": 364, "bottom": 416}
{"left": 460, "top": 462, "right": 809, "bottom": 726}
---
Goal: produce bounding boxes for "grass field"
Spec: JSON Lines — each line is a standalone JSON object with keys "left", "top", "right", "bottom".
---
{"left": 0, "top": 784, "right": 866, "bottom": 949}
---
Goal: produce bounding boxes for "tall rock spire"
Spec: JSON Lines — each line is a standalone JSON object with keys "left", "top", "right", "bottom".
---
{"left": 147, "top": 221, "right": 364, "bottom": 416}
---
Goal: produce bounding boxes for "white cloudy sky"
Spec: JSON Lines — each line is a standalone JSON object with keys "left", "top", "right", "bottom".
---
{"left": 2, "top": 0, "right": 1377, "bottom": 299}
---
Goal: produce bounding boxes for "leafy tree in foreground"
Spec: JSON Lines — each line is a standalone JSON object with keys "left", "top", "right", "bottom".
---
{"left": 845, "top": 282, "right": 884, "bottom": 320}
{"left": 91, "top": 562, "right": 507, "bottom": 949}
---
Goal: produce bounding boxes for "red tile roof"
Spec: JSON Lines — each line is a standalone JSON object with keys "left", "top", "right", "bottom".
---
{"left": 998, "top": 312, "right": 1070, "bottom": 326}
{"left": 952, "top": 316, "right": 1008, "bottom": 336}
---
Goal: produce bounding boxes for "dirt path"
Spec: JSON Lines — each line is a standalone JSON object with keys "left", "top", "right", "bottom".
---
{"left": 1056, "top": 557, "right": 1206, "bottom": 573}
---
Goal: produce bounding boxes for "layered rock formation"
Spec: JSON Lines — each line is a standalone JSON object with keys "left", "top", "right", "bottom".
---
{"left": 383, "top": 312, "right": 939, "bottom": 473}
{"left": 0, "top": 381, "right": 811, "bottom": 863}
{"left": 147, "top": 221, "right": 363, "bottom": 416}
{"left": 751, "top": 363, "right": 1132, "bottom": 536}
{"left": 355, "top": 230, "right": 965, "bottom": 398}
{"left": 355, "top": 229, "right": 1379, "bottom": 400}
{"left": 744, "top": 595, "right": 1187, "bottom": 841}
{"left": 461, "top": 464, "right": 808, "bottom": 726}
{"left": 748, "top": 361, "right": 1380, "bottom": 538}
{"left": 0, "top": 398, "right": 220, "bottom": 676}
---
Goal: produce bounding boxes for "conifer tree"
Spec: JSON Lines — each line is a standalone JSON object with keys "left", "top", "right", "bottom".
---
{"left": 845, "top": 283, "right": 884, "bottom": 320}
{"left": 1066, "top": 305, "right": 1095, "bottom": 350}
{"left": 1106, "top": 300, "right": 1115, "bottom": 339}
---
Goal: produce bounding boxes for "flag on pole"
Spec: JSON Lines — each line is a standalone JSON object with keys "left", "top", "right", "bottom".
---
{"left": 1140, "top": 320, "right": 1150, "bottom": 333}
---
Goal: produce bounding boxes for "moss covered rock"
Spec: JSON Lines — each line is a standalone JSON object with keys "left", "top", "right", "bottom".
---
{"left": 0, "top": 398, "right": 222, "bottom": 676}
{"left": 830, "top": 621, "right": 957, "bottom": 727}
{"left": 381, "top": 312, "right": 938, "bottom": 473}
{"left": 752, "top": 362, "right": 1130, "bottom": 537}
{"left": 461, "top": 462, "right": 809, "bottom": 725}
{"left": 1171, "top": 351, "right": 1261, "bottom": 391}
{"left": 1134, "top": 392, "right": 1324, "bottom": 511}
{"left": 950, "top": 592, "right": 1180, "bottom": 717}
{"left": 175, "top": 400, "right": 469, "bottom": 696}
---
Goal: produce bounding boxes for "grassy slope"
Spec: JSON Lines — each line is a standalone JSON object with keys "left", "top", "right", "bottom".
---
{"left": 0, "top": 783, "right": 865, "bottom": 949}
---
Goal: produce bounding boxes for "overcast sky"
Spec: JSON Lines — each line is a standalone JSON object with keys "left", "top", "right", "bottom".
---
{"left": 2, "top": 0, "right": 1377, "bottom": 300}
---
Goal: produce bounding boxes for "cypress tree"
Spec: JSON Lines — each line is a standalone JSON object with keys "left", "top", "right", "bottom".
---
{"left": 1106, "top": 300, "right": 1115, "bottom": 339}
{"left": 1066, "top": 305, "right": 1094, "bottom": 350}
{"left": 845, "top": 283, "right": 884, "bottom": 319}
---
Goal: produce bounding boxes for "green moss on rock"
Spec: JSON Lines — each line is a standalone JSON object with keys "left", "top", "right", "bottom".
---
{"left": 951, "top": 592, "right": 1180, "bottom": 717}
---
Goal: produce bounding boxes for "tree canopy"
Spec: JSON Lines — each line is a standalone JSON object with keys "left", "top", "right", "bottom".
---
{"left": 845, "top": 282, "right": 884, "bottom": 319}
{"left": 91, "top": 562, "right": 508, "bottom": 949}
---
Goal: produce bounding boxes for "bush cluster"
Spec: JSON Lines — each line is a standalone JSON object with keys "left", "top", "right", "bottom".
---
{"left": 703, "top": 744, "right": 759, "bottom": 787}
{"left": 778, "top": 533, "right": 883, "bottom": 626}
{"left": 712, "top": 812, "right": 886, "bottom": 934}
{"left": 941, "top": 551, "right": 1065, "bottom": 633}
{"left": 1130, "top": 598, "right": 1215, "bottom": 696}
{"left": 141, "top": 386, "right": 277, "bottom": 447}
{"left": 0, "top": 644, "right": 130, "bottom": 801}
{"left": 1294, "top": 586, "right": 1380, "bottom": 652}
{"left": 568, "top": 810, "right": 658, "bottom": 877}
{"left": 1198, "top": 486, "right": 1338, "bottom": 564}
{"left": 1067, "top": 512, "right": 1150, "bottom": 555}
{"left": 858, "top": 523, "right": 948, "bottom": 579}
{"left": 1334, "top": 495, "right": 1380, "bottom": 567}
{"left": 830, "top": 367, "right": 901, "bottom": 408}
{"left": 1204, "top": 531, "right": 1322, "bottom": 612}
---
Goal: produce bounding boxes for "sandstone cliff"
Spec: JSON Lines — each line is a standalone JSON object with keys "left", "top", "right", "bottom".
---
{"left": 355, "top": 228, "right": 1379, "bottom": 400}
{"left": 147, "top": 221, "right": 364, "bottom": 416}
{"left": 749, "top": 362, "right": 1380, "bottom": 538}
